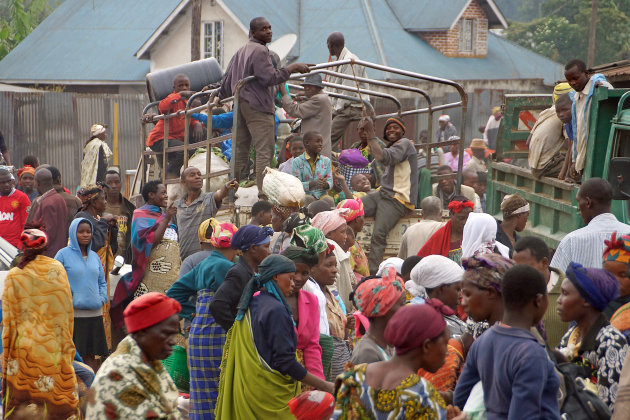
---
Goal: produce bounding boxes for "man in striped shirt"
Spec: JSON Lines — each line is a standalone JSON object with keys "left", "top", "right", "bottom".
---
{"left": 551, "top": 178, "right": 630, "bottom": 272}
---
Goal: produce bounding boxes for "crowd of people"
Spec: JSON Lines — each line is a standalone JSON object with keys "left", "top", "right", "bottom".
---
{"left": 2, "top": 14, "right": 630, "bottom": 420}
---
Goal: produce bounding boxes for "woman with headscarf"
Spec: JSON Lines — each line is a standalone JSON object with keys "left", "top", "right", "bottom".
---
{"left": 215, "top": 255, "right": 333, "bottom": 419}
{"left": 460, "top": 254, "right": 514, "bottom": 344}
{"left": 461, "top": 213, "right": 510, "bottom": 259}
{"left": 2, "top": 225, "right": 79, "bottom": 419}
{"left": 557, "top": 262, "right": 628, "bottom": 410}
{"left": 76, "top": 183, "right": 118, "bottom": 351}
{"left": 376, "top": 257, "right": 404, "bottom": 276}
{"left": 166, "top": 219, "right": 238, "bottom": 419}
{"left": 496, "top": 194, "right": 529, "bottom": 257}
{"left": 110, "top": 181, "right": 178, "bottom": 329}
{"left": 409, "top": 255, "right": 466, "bottom": 394}
{"left": 81, "top": 123, "right": 112, "bottom": 187}
{"left": 418, "top": 197, "right": 474, "bottom": 265}
{"left": 333, "top": 302, "right": 465, "bottom": 419}
{"left": 312, "top": 209, "right": 355, "bottom": 311}
{"left": 209, "top": 224, "right": 274, "bottom": 331}
{"left": 351, "top": 267, "right": 405, "bottom": 365}
{"left": 338, "top": 198, "right": 369, "bottom": 278}
{"left": 271, "top": 204, "right": 302, "bottom": 250}
{"left": 17, "top": 165, "right": 37, "bottom": 201}
{"left": 292, "top": 224, "right": 331, "bottom": 335}
{"left": 283, "top": 246, "right": 326, "bottom": 380}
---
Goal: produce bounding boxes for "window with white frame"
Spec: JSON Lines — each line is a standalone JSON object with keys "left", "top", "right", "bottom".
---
{"left": 458, "top": 19, "right": 475, "bottom": 53}
{"left": 203, "top": 21, "right": 223, "bottom": 65}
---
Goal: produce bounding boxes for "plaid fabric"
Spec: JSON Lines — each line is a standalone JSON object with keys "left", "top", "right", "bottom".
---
{"left": 337, "top": 164, "right": 372, "bottom": 186}
{"left": 188, "top": 290, "right": 226, "bottom": 420}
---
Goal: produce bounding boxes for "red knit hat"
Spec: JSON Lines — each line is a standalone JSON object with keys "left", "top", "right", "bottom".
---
{"left": 123, "top": 292, "right": 181, "bottom": 333}
{"left": 384, "top": 117, "right": 406, "bottom": 137}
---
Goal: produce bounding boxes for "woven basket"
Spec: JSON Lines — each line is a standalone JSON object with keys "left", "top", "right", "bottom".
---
{"left": 162, "top": 344, "right": 190, "bottom": 393}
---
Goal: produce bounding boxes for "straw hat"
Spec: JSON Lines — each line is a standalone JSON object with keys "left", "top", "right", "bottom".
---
{"left": 470, "top": 138, "right": 487, "bottom": 149}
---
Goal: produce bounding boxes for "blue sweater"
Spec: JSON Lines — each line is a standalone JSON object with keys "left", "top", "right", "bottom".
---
{"left": 55, "top": 218, "right": 107, "bottom": 311}
{"left": 454, "top": 324, "right": 561, "bottom": 420}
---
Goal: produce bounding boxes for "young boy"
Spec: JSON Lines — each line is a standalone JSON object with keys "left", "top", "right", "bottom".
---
{"left": 279, "top": 135, "right": 304, "bottom": 174}
{"left": 249, "top": 200, "right": 273, "bottom": 226}
{"left": 291, "top": 131, "right": 332, "bottom": 199}
{"left": 454, "top": 265, "right": 561, "bottom": 419}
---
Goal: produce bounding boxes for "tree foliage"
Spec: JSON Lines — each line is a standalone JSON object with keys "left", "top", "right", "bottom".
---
{"left": 0, "top": 0, "right": 54, "bottom": 60}
{"left": 504, "top": 0, "right": 630, "bottom": 66}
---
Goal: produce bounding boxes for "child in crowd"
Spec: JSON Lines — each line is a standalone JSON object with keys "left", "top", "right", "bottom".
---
{"left": 454, "top": 264, "right": 560, "bottom": 419}
{"left": 341, "top": 225, "right": 355, "bottom": 253}
{"left": 292, "top": 132, "right": 333, "bottom": 199}
{"left": 279, "top": 135, "right": 305, "bottom": 174}
{"left": 249, "top": 200, "right": 273, "bottom": 226}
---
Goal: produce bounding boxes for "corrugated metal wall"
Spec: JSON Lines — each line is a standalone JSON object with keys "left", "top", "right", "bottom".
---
{"left": 0, "top": 91, "right": 147, "bottom": 192}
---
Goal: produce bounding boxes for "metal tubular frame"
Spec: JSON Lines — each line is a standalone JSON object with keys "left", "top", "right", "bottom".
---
{"left": 138, "top": 59, "right": 467, "bottom": 199}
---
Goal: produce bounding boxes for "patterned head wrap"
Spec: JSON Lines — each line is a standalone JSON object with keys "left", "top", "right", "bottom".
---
{"left": 283, "top": 211, "right": 310, "bottom": 234}
{"left": 90, "top": 124, "right": 106, "bottom": 137}
{"left": 384, "top": 117, "right": 406, "bottom": 136}
{"left": 20, "top": 228, "right": 48, "bottom": 250}
{"left": 291, "top": 225, "right": 328, "bottom": 254}
{"left": 198, "top": 218, "right": 237, "bottom": 248}
{"left": 354, "top": 267, "right": 405, "bottom": 318}
{"left": 312, "top": 209, "right": 348, "bottom": 236}
{"left": 337, "top": 199, "right": 364, "bottom": 222}
{"left": 462, "top": 253, "right": 514, "bottom": 293}
{"left": 17, "top": 166, "right": 35, "bottom": 180}
{"left": 235, "top": 254, "right": 296, "bottom": 321}
{"left": 553, "top": 82, "right": 573, "bottom": 103}
{"left": 384, "top": 299, "right": 446, "bottom": 355}
{"left": 230, "top": 225, "right": 273, "bottom": 252}
{"left": 603, "top": 231, "right": 630, "bottom": 265}
{"left": 77, "top": 184, "right": 103, "bottom": 208}
{"left": 282, "top": 246, "right": 320, "bottom": 267}
{"left": 448, "top": 199, "right": 474, "bottom": 214}
{"left": 566, "top": 262, "right": 619, "bottom": 312}
{"left": 273, "top": 204, "right": 300, "bottom": 220}
{"left": 289, "top": 390, "right": 335, "bottom": 420}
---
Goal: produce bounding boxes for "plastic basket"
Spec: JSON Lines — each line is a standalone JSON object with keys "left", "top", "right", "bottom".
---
{"left": 162, "top": 344, "right": 190, "bottom": 393}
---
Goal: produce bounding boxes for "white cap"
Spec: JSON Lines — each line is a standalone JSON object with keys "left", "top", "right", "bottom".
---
{"left": 438, "top": 115, "right": 450, "bottom": 122}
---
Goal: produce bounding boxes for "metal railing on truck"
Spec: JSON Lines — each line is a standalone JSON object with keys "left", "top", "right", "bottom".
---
{"left": 133, "top": 60, "right": 468, "bottom": 203}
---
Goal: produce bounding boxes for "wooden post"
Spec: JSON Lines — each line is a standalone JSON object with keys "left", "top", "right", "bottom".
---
{"left": 587, "top": 0, "right": 598, "bottom": 68}
{"left": 191, "top": 0, "right": 202, "bottom": 61}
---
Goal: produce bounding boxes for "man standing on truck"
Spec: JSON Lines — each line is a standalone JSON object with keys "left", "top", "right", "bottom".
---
{"left": 327, "top": 31, "right": 369, "bottom": 151}
{"left": 219, "top": 17, "right": 310, "bottom": 190}
{"left": 564, "top": 59, "right": 612, "bottom": 177}
{"left": 358, "top": 117, "right": 418, "bottom": 275}
{"left": 551, "top": 178, "right": 630, "bottom": 272}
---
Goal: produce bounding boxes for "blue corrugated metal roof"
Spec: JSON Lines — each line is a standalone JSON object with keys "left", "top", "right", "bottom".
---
{"left": 386, "top": 0, "right": 469, "bottom": 30}
{"left": 0, "top": 0, "right": 181, "bottom": 82}
{"left": 290, "top": 0, "right": 562, "bottom": 84}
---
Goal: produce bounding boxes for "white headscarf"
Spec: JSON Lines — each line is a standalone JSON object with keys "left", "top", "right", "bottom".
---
{"left": 407, "top": 255, "right": 464, "bottom": 298}
{"left": 461, "top": 213, "right": 510, "bottom": 258}
{"left": 376, "top": 257, "right": 404, "bottom": 276}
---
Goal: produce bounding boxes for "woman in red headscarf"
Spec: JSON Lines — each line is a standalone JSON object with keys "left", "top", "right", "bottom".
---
{"left": 418, "top": 197, "right": 474, "bottom": 265}
{"left": 333, "top": 302, "right": 465, "bottom": 419}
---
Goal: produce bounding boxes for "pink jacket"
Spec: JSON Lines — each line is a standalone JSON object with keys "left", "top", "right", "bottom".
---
{"left": 296, "top": 290, "right": 325, "bottom": 380}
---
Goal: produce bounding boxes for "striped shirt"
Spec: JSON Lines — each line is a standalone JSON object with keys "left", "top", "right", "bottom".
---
{"left": 550, "top": 213, "right": 630, "bottom": 272}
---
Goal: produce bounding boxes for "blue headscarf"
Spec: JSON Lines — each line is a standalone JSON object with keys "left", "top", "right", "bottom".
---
{"left": 235, "top": 254, "right": 296, "bottom": 321}
{"left": 566, "top": 262, "right": 619, "bottom": 312}
{"left": 230, "top": 225, "right": 273, "bottom": 251}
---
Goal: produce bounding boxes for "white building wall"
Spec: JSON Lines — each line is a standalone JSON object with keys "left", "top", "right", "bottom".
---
{"left": 149, "top": 1, "right": 248, "bottom": 73}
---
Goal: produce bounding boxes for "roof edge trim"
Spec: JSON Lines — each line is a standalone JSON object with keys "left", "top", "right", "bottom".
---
{"left": 135, "top": 0, "right": 191, "bottom": 60}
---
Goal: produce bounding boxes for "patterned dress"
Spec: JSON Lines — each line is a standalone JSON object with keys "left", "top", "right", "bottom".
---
{"left": 558, "top": 317, "right": 628, "bottom": 410}
{"left": 2, "top": 256, "right": 79, "bottom": 420}
{"left": 86, "top": 335, "right": 182, "bottom": 419}
{"left": 333, "top": 364, "right": 447, "bottom": 419}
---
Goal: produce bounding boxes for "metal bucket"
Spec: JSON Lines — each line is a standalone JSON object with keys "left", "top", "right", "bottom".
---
{"left": 145, "top": 58, "right": 224, "bottom": 102}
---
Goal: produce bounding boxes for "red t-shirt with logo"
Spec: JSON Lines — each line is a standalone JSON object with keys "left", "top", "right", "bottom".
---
{"left": 0, "top": 189, "right": 31, "bottom": 247}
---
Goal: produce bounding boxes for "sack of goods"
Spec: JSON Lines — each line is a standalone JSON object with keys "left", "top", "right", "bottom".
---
{"left": 262, "top": 167, "right": 305, "bottom": 207}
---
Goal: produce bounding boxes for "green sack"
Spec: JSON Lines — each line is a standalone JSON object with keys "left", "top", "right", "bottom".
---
{"left": 162, "top": 344, "right": 189, "bottom": 393}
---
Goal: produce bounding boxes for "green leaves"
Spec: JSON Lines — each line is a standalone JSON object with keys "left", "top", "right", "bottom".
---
{"left": 0, "top": 0, "right": 54, "bottom": 60}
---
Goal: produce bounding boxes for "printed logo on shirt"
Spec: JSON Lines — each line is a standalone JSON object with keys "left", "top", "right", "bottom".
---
{"left": 11, "top": 200, "right": 19, "bottom": 209}
{"left": 0, "top": 211, "right": 14, "bottom": 221}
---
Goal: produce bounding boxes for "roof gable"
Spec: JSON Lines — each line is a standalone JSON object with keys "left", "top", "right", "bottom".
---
{"left": 0, "top": 0, "right": 181, "bottom": 83}
{"left": 386, "top": 0, "right": 507, "bottom": 31}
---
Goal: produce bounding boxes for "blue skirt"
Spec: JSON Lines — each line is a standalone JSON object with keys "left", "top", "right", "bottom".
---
{"left": 188, "top": 289, "right": 226, "bottom": 420}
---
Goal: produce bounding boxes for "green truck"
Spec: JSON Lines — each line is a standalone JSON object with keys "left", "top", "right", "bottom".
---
{"left": 487, "top": 88, "right": 630, "bottom": 249}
